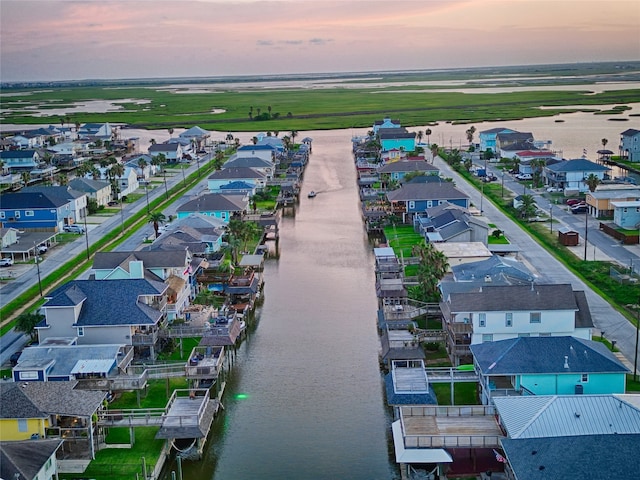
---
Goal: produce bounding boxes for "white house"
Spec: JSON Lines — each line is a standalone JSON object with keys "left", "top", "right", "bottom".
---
{"left": 149, "top": 142, "right": 183, "bottom": 163}
{"left": 117, "top": 167, "right": 140, "bottom": 198}
{"left": 620, "top": 128, "right": 640, "bottom": 162}
{"left": 68, "top": 178, "right": 112, "bottom": 207}
{"left": 544, "top": 158, "right": 610, "bottom": 193}
{"left": 235, "top": 144, "right": 277, "bottom": 163}
{"left": 440, "top": 283, "right": 594, "bottom": 365}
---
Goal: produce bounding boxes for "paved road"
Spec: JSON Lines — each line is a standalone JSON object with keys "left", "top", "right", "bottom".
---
{"left": 435, "top": 155, "right": 640, "bottom": 374}
{"left": 0, "top": 153, "right": 214, "bottom": 364}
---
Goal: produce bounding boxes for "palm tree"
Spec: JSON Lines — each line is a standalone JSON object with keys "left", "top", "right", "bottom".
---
{"left": 425, "top": 128, "right": 432, "bottom": 146}
{"left": 152, "top": 153, "right": 168, "bottom": 199}
{"left": 148, "top": 211, "right": 167, "bottom": 238}
{"left": 108, "top": 162, "right": 125, "bottom": 200}
{"left": 410, "top": 243, "right": 449, "bottom": 302}
{"left": 168, "top": 127, "right": 174, "bottom": 138}
{"left": 21, "top": 171, "right": 30, "bottom": 186}
{"left": 15, "top": 311, "right": 45, "bottom": 342}
{"left": 416, "top": 131, "right": 424, "bottom": 145}
{"left": 429, "top": 143, "right": 438, "bottom": 163}
{"left": 601, "top": 138, "right": 608, "bottom": 149}
{"left": 584, "top": 173, "right": 601, "bottom": 192}
{"left": 268, "top": 105, "right": 272, "bottom": 118}
{"left": 518, "top": 194, "right": 537, "bottom": 220}
{"left": 213, "top": 151, "right": 225, "bottom": 170}
{"left": 465, "top": 126, "right": 477, "bottom": 148}
{"left": 137, "top": 158, "right": 148, "bottom": 179}
{"left": 290, "top": 130, "right": 298, "bottom": 147}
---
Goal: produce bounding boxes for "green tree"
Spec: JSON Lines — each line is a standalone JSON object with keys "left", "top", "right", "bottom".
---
{"left": 425, "top": 128, "right": 432, "bottom": 146}
{"left": 518, "top": 194, "right": 537, "bottom": 220}
{"left": 15, "top": 311, "right": 45, "bottom": 342}
{"left": 530, "top": 158, "right": 546, "bottom": 187}
{"left": 409, "top": 243, "right": 449, "bottom": 302}
{"left": 148, "top": 211, "right": 167, "bottom": 238}
{"left": 463, "top": 157, "right": 473, "bottom": 172}
{"left": 584, "top": 173, "right": 601, "bottom": 192}
{"left": 152, "top": 153, "right": 168, "bottom": 198}
{"left": 601, "top": 138, "right": 608, "bottom": 149}
{"left": 465, "top": 126, "right": 476, "bottom": 147}
{"left": 87, "top": 198, "right": 99, "bottom": 215}
{"left": 429, "top": 143, "right": 438, "bottom": 163}
{"left": 416, "top": 130, "right": 423, "bottom": 145}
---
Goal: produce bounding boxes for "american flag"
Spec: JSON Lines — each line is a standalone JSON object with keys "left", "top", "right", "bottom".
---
{"left": 493, "top": 449, "right": 507, "bottom": 463}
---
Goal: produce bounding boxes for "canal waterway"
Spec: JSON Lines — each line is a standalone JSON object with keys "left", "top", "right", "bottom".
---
{"left": 177, "top": 128, "right": 399, "bottom": 480}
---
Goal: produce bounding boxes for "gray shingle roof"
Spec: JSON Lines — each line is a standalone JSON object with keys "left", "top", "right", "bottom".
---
{"left": 93, "top": 250, "right": 188, "bottom": 269}
{"left": 545, "top": 159, "right": 610, "bottom": 172}
{"left": 501, "top": 434, "right": 640, "bottom": 479}
{"left": 68, "top": 177, "right": 110, "bottom": 193}
{"left": 45, "top": 279, "right": 167, "bottom": 327}
{"left": 377, "top": 160, "right": 438, "bottom": 174}
{"left": 471, "top": 336, "right": 628, "bottom": 375}
{"left": 208, "top": 167, "right": 265, "bottom": 180}
{"left": 1, "top": 439, "right": 63, "bottom": 480}
{"left": 451, "top": 255, "right": 535, "bottom": 283}
{"left": 0, "top": 191, "right": 70, "bottom": 209}
{"left": 446, "top": 284, "right": 578, "bottom": 312}
{"left": 177, "top": 193, "right": 248, "bottom": 213}
{"left": 386, "top": 182, "right": 469, "bottom": 202}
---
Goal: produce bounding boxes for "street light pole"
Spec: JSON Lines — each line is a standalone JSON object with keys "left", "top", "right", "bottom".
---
{"left": 145, "top": 184, "right": 150, "bottom": 214}
{"left": 83, "top": 211, "right": 90, "bottom": 260}
{"left": 119, "top": 199, "right": 125, "bottom": 235}
{"left": 635, "top": 295, "right": 640, "bottom": 382}
{"left": 501, "top": 171, "right": 505, "bottom": 198}
{"left": 33, "top": 242, "right": 42, "bottom": 297}
{"left": 583, "top": 207, "right": 589, "bottom": 261}
{"left": 549, "top": 205, "right": 553, "bottom": 233}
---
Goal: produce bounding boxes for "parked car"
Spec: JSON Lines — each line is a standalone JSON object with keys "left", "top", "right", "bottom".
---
{"left": 515, "top": 173, "right": 533, "bottom": 181}
{"left": 0, "top": 257, "right": 14, "bottom": 267}
{"left": 546, "top": 186, "right": 563, "bottom": 193}
{"left": 107, "top": 200, "right": 119, "bottom": 206}
{"left": 9, "top": 350, "right": 22, "bottom": 366}
{"left": 483, "top": 175, "right": 498, "bottom": 183}
{"left": 37, "top": 243, "right": 48, "bottom": 254}
{"left": 571, "top": 205, "right": 588, "bottom": 214}
{"left": 63, "top": 225, "right": 85, "bottom": 234}
{"left": 566, "top": 198, "right": 583, "bottom": 206}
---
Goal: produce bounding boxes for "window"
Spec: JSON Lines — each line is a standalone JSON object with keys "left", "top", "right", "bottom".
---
{"left": 18, "top": 419, "right": 28, "bottom": 432}
{"left": 408, "top": 201, "right": 415, "bottom": 210}
{"left": 482, "top": 334, "right": 493, "bottom": 342}
{"left": 539, "top": 333, "right": 551, "bottom": 337}
{"left": 479, "top": 313, "right": 486, "bottom": 327}
{"left": 19, "top": 371, "right": 38, "bottom": 380}
{"left": 518, "top": 333, "right": 531, "bottom": 337}
{"left": 530, "top": 312, "right": 541, "bottom": 323}
{"left": 505, "top": 312, "right": 513, "bottom": 327}
{"left": 426, "top": 200, "right": 433, "bottom": 208}
{"left": 77, "top": 327, "right": 84, "bottom": 337}
{"left": 25, "top": 210, "right": 34, "bottom": 217}
{"left": 581, "top": 374, "right": 589, "bottom": 383}
{"left": 15, "top": 211, "right": 20, "bottom": 218}
{"left": 0, "top": 212, "right": 4, "bottom": 219}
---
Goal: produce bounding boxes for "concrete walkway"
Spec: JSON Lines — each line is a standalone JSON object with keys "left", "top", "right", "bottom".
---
{"left": 432, "top": 154, "right": 640, "bottom": 375}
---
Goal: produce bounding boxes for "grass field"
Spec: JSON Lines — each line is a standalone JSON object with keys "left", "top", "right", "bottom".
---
{"left": 2, "top": 65, "right": 639, "bottom": 131}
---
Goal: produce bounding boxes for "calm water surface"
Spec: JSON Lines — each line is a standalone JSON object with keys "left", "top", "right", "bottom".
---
{"left": 177, "top": 129, "right": 398, "bottom": 480}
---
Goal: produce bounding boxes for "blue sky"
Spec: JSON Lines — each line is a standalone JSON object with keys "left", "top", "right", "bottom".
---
{"left": 1, "top": 0, "right": 638, "bottom": 82}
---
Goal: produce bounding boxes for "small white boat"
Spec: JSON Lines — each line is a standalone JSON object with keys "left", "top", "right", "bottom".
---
{"left": 308, "top": 191, "right": 316, "bottom": 198}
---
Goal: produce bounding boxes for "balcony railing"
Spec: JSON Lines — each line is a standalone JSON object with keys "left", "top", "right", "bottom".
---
{"left": 131, "top": 329, "right": 159, "bottom": 346}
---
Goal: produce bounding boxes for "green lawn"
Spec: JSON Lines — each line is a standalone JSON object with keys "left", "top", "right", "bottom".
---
{"left": 488, "top": 234, "right": 510, "bottom": 244}
{"left": 432, "top": 382, "right": 478, "bottom": 405}
{"left": 60, "top": 427, "right": 165, "bottom": 480}
{"left": 110, "top": 378, "right": 190, "bottom": 410}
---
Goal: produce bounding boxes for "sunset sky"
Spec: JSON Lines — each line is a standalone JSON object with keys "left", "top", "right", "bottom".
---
{"left": 1, "top": 0, "right": 638, "bottom": 82}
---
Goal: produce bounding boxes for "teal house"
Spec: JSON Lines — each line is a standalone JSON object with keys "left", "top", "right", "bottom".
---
{"left": 471, "top": 336, "right": 628, "bottom": 405}
{"left": 176, "top": 193, "right": 249, "bottom": 223}
{"left": 479, "top": 127, "right": 516, "bottom": 153}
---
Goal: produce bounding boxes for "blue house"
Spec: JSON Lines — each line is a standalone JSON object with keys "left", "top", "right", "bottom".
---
{"left": 620, "top": 128, "right": 640, "bottom": 162}
{"left": 471, "top": 336, "right": 629, "bottom": 405}
{"left": 0, "top": 191, "right": 73, "bottom": 231}
{"left": 0, "top": 150, "right": 40, "bottom": 171}
{"left": 612, "top": 200, "right": 640, "bottom": 229}
{"left": 377, "top": 160, "right": 439, "bottom": 183}
{"left": 373, "top": 117, "right": 401, "bottom": 134}
{"left": 386, "top": 182, "right": 469, "bottom": 223}
{"left": 176, "top": 193, "right": 249, "bottom": 223}
{"left": 479, "top": 127, "right": 516, "bottom": 153}
{"left": 207, "top": 167, "right": 266, "bottom": 193}
{"left": 379, "top": 128, "right": 416, "bottom": 153}
{"left": 236, "top": 144, "right": 277, "bottom": 163}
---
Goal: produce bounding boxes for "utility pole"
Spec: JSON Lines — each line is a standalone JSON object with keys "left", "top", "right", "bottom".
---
{"left": 83, "top": 211, "right": 90, "bottom": 260}
{"left": 549, "top": 205, "right": 553, "bottom": 233}
{"left": 583, "top": 208, "right": 588, "bottom": 261}
{"left": 635, "top": 294, "right": 640, "bottom": 382}
{"left": 33, "top": 242, "right": 42, "bottom": 296}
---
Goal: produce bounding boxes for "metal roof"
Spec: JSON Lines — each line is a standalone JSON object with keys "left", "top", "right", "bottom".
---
{"left": 494, "top": 395, "right": 640, "bottom": 439}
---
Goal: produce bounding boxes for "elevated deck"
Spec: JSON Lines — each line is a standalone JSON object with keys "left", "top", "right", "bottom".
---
{"left": 398, "top": 405, "right": 503, "bottom": 449}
